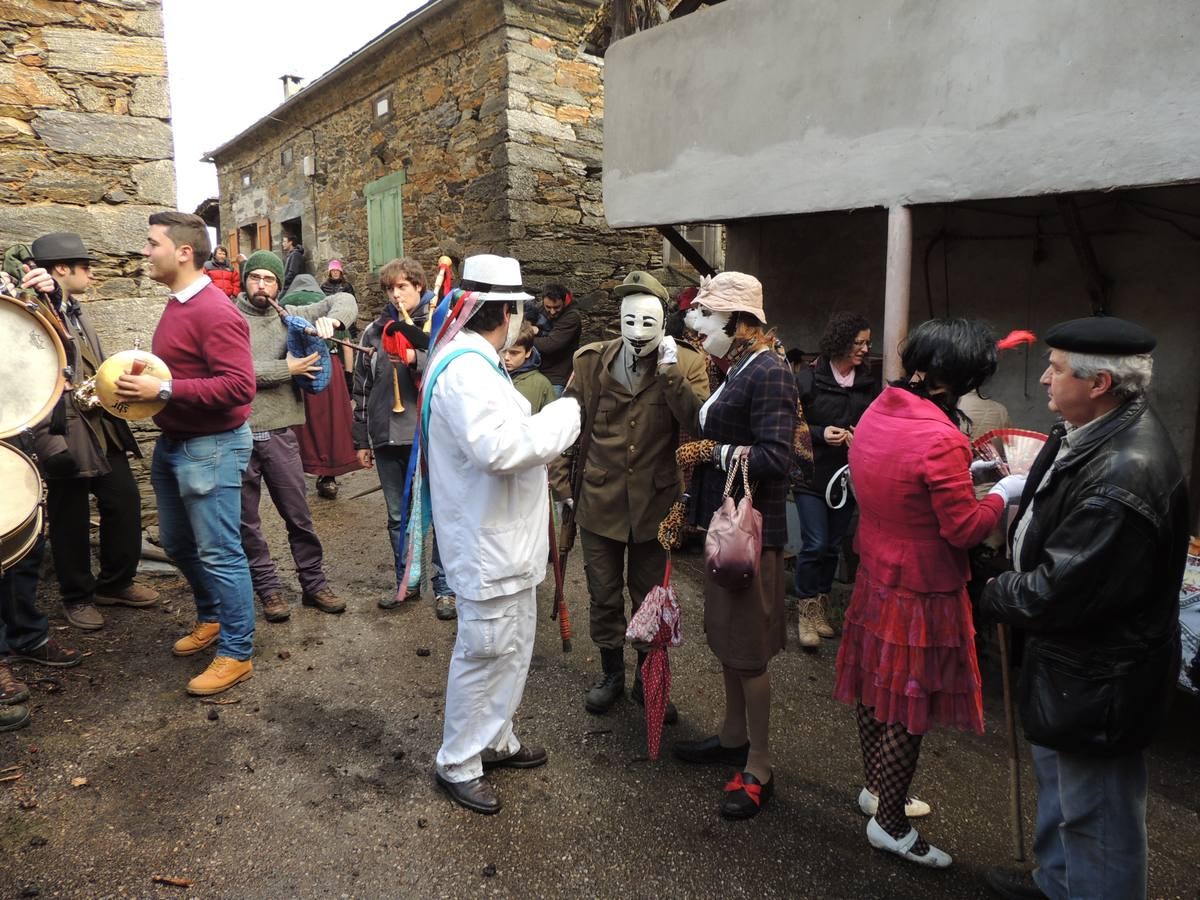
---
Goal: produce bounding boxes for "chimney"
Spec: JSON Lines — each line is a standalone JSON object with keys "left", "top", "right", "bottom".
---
{"left": 280, "top": 74, "right": 303, "bottom": 100}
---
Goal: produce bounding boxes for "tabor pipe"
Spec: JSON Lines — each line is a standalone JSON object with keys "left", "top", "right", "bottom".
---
{"left": 390, "top": 367, "right": 405, "bottom": 413}
{"left": 882, "top": 205, "right": 913, "bottom": 383}
{"left": 997, "top": 622, "right": 1026, "bottom": 862}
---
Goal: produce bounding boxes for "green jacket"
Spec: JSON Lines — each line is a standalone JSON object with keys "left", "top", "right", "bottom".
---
{"left": 512, "top": 368, "right": 555, "bottom": 415}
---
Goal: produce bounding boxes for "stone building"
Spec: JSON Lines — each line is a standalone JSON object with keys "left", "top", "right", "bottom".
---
{"left": 0, "top": 0, "right": 175, "bottom": 516}
{"left": 206, "top": 0, "right": 672, "bottom": 331}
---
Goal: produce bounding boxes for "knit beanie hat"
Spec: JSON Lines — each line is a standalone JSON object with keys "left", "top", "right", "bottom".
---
{"left": 280, "top": 273, "right": 325, "bottom": 307}
{"left": 243, "top": 250, "right": 284, "bottom": 284}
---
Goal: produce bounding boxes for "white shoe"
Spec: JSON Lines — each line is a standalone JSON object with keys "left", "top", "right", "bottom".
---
{"left": 866, "top": 817, "right": 952, "bottom": 868}
{"left": 858, "top": 787, "right": 932, "bottom": 818}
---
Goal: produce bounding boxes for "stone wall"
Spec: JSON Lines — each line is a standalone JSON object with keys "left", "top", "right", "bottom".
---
{"left": 211, "top": 0, "right": 672, "bottom": 342}
{"left": 0, "top": 0, "right": 176, "bottom": 520}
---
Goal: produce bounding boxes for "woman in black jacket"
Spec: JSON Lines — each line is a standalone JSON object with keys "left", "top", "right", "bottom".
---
{"left": 793, "top": 312, "right": 877, "bottom": 649}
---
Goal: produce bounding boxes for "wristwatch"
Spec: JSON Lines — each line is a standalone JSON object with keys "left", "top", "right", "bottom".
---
{"left": 156, "top": 380, "right": 173, "bottom": 402}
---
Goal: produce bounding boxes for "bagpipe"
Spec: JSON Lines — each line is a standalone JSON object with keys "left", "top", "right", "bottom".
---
{"left": 266, "top": 296, "right": 373, "bottom": 394}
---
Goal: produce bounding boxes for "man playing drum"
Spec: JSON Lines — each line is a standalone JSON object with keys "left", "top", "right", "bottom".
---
{"left": 25, "top": 233, "right": 156, "bottom": 632}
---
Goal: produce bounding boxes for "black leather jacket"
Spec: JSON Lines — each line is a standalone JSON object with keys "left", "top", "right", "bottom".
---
{"left": 981, "top": 397, "right": 1188, "bottom": 756}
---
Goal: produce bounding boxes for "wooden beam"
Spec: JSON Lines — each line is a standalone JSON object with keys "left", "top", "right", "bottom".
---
{"left": 657, "top": 225, "right": 717, "bottom": 277}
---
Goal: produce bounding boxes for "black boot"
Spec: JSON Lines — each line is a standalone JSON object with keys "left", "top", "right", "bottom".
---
{"left": 584, "top": 648, "right": 625, "bottom": 714}
{"left": 632, "top": 651, "right": 679, "bottom": 724}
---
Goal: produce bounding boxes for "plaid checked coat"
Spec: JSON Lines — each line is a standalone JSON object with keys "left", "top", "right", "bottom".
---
{"left": 690, "top": 349, "right": 799, "bottom": 547}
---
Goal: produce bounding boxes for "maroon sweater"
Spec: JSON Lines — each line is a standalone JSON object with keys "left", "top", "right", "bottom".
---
{"left": 151, "top": 280, "right": 256, "bottom": 438}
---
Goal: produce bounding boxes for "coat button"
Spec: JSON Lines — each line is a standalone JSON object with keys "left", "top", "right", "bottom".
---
{"left": 628, "top": 444, "right": 635, "bottom": 452}
{"left": 630, "top": 420, "right": 636, "bottom": 427}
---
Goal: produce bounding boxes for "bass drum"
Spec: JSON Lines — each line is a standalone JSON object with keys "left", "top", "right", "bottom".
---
{"left": 0, "top": 442, "right": 44, "bottom": 572}
{"left": 0, "top": 292, "right": 67, "bottom": 438}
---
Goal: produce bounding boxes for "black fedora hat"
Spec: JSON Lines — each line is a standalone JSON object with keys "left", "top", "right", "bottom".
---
{"left": 31, "top": 232, "right": 93, "bottom": 265}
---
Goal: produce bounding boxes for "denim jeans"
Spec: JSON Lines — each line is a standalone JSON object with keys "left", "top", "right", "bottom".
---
{"left": 1030, "top": 743, "right": 1148, "bottom": 900}
{"left": 551, "top": 383, "right": 565, "bottom": 399}
{"left": 151, "top": 425, "right": 255, "bottom": 660}
{"left": 0, "top": 538, "right": 49, "bottom": 655}
{"left": 376, "top": 444, "right": 453, "bottom": 597}
{"left": 793, "top": 492, "right": 856, "bottom": 597}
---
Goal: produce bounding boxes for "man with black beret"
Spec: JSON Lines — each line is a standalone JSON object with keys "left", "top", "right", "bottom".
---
{"left": 982, "top": 316, "right": 1188, "bottom": 900}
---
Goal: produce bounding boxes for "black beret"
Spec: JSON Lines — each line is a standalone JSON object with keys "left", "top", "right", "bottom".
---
{"left": 1044, "top": 316, "right": 1155, "bottom": 354}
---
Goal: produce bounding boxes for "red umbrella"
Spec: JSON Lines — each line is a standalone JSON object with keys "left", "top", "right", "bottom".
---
{"left": 626, "top": 559, "right": 682, "bottom": 760}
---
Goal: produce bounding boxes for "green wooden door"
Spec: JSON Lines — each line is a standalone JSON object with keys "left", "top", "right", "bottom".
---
{"left": 365, "top": 170, "right": 406, "bottom": 271}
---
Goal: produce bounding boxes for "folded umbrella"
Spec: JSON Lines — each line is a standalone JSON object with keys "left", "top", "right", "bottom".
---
{"left": 626, "top": 559, "right": 682, "bottom": 760}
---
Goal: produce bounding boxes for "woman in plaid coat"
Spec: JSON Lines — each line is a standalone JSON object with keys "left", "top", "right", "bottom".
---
{"left": 671, "top": 273, "right": 799, "bottom": 821}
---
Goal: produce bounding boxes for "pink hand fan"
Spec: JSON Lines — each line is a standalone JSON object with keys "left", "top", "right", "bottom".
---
{"left": 971, "top": 428, "right": 1048, "bottom": 477}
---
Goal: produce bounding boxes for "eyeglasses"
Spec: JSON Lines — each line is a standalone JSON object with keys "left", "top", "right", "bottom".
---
{"left": 853, "top": 339, "right": 872, "bottom": 348}
{"left": 246, "top": 273, "right": 278, "bottom": 285}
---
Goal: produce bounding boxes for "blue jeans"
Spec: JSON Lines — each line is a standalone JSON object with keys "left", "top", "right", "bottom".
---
{"left": 1031, "top": 743, "right": 1148, "bottom": 900}
{"left": 0, "top": 538, "right": 49, "bottom": 655}
{"left": 551, "top": 383, "right": 565, "bottom": 399}
{"left": 151, "top": 425, "right": 255, "bottom": 660}
{"left": 375, "top": 445, "right": 452, "bottom": 597}
{"left": 792, "top": 492, "right": 856, "bottom": 597}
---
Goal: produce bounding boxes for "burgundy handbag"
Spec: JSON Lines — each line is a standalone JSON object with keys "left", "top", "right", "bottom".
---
{"left": 704, "top": 451, "right": 762, "bottom": 591}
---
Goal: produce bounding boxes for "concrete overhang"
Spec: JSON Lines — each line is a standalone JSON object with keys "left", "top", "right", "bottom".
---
{"left": 602, "top": 0, "right": 1200, "bottom": 228}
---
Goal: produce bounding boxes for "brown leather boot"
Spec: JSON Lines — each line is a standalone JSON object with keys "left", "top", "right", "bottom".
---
{"left": 301, "top": 587, "right": 346, "bottom": 614}
{"left": 813, "top": 593, "right": 836, "bottom": 638}
{"left": 260, "top": 593, "right": 290, "bottom": 623}
{"left": 95, "top": 583, "right": 159, "bottom": 608}
{"left": 186, "top": 656, "right": 252, "bottom": 696}
{"left": 0, "top": 662, "right": 30, "bottom": 705}
{"left": 173, "top": 622, "right": 220, "bottom": 657}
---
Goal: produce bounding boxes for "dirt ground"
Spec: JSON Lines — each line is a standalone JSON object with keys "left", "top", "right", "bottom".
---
{"left": 2, "top": 467, "right": 1198, "bottom": 899}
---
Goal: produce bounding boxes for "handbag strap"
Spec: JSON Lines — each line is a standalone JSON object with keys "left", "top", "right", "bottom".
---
{"left": 720, "top": 449, "right": 753, "bottom": 502}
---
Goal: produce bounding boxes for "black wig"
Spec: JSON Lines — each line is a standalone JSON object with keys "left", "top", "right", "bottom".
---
{"left": 897, "top": 318, "right": 997, "bottom": 421}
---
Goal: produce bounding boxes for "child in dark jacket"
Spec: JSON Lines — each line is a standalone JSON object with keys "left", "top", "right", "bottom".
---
{"left": 502, "top": 323, "right": 555, "bottom": 414}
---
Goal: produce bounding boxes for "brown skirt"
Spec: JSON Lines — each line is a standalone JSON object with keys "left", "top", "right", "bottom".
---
{"left": 703, "top": 547, "right": 786, "bottom": 676}
{"left": 293, "top": 374, "right": 361, "bottom": 477}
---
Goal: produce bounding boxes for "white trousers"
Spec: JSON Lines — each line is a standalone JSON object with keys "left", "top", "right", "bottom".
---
{"left": 436, "top": 586, "right": 537, "bottom": 783}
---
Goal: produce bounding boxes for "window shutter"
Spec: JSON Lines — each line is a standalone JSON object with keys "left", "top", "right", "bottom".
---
{"left": 256, "top": 217, "right": 271, "bottom": 251}
{"left": 365, "top": 170, "right": 406, "bottom": 272}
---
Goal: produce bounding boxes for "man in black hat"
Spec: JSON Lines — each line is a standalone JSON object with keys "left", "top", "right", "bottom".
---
{"left": 982, "top": 317, "right": 1188, "bottom": 900}
{"left": 24, "top": 233, "right": 156, "bottom": 633}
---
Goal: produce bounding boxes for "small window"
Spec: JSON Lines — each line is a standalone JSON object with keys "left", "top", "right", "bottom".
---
{"left": 281, "top": 147, "right": 293, "bottom": 167}
{"left": 373, "top": 94, "right": 390, "bottom": 118}
{"left": 241, "top": 172, "right": 251, "bottom": 188}
{"left": 663, "top": 223, "right": 725, "bottom": 271}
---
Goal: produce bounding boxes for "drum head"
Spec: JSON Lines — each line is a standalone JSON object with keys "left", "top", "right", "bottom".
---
{"left": 0, "top": 294, "right": 67, "bottom": 438}
{"left": 0, "top": 442, "right": 42, "bottom": 535}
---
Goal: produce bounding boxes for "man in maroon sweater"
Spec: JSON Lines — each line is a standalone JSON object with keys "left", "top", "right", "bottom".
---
{"left": 115, "top": 212, "right": 257, "bottom": 696}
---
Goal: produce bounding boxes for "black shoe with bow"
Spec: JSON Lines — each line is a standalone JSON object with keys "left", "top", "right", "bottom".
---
{"left": 719, "top": 770, "right": 774, "bottom": 820}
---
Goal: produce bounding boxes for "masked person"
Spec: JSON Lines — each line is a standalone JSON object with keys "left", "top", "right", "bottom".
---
{"left": 233, "top": 251, "right": 355, "bottom": 622}
{"left": 553, "top": 271, "right": 709, "bottom": 718}
{"left": 24, "top": 233, "right": 156, "bottom": 632}
{"left": 424, "top": 254, "right": 581, "bottom": 815}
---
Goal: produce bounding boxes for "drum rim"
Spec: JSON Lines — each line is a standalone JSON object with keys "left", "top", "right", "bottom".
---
{"left": 0, "top": 442, "right": 44, "bottom": 534}
{"left": 0, "top": 292, "right": 67, "bottom": 439}
{"left": 0, "top": 505, "right": 42, "bottom": 571}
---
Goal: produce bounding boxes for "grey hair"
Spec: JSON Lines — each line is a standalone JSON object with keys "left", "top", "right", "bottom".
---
{"left": 1066, "top": 351, "right": 1153, "bottom": 400}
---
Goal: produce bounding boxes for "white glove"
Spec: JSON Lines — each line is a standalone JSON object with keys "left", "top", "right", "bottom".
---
{"left": 657, "top": 334, "right": 678, "bottom": 367}
{"left": 970, "top": 458, "right": 1002, "bottom": 483}
{"left": 988, "top": 474, "right": 1028, "bottom": 505}
{"left": 313, "top": 316, "right": 338, "bottom": 339}
{"left": 564, "top": 497, "right": 574, "bottom": 510}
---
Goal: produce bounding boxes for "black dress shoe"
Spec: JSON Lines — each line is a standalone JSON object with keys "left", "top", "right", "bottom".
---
{"left": 483, "top": 745, "right": 548, "bottom": 770}
{"left": 985, "top": 868, "right": 1048, "bottom": 899}
{"left": 672, "top": 735, "right": 750, "bottom": 767}
{"left": 435, "top": 773, "right": 501, "bottom": 815}
{"left": 631, "top": 678, "right": 678, "bottom": 724}
{"left": 719, "top": 770, "right": 774, "bottom": 820}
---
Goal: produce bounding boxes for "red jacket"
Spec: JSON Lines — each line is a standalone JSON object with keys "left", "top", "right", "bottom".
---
{"left": 203, "top": 263, "right": 240, "bottom": 299}
{"left": 849, "top": 385, "right": 1004, "bottom": 593}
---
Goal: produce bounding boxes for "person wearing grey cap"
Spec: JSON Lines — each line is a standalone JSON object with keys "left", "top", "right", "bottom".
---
{"left": 982, "top": 317, "right": 1188, "bottom": 900}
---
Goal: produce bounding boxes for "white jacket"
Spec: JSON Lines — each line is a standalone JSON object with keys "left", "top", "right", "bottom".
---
{"left": 426, "top": 330, "right": 581, "bottom": 600}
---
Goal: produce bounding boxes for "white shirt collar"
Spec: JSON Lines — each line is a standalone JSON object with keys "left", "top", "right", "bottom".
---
{"left": 172, "top": 273, "right": 212, "bottom": 304}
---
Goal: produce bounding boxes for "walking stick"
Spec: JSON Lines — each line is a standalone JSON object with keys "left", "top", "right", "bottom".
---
{"left": 997, "top": 621, "right": 1026, "bottom": 862}
{"left": 547, "top": 487, "right": 572, "bottom": 652}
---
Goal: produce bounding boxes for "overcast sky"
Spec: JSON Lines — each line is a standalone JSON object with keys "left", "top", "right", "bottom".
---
{"left": 162, "top": 0, "right": 428, "bottom": 214}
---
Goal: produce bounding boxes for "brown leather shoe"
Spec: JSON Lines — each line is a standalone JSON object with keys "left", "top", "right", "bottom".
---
{"left": 435, "top": 773, "right": 501, "bottom": 815}
{"left": 0, "top": 663, "right": 30, "bottom": 705}
{"left": 0, "top": 704, "right": 30, "bottom": 732}
{"left": 186, "top": 656, "right": 252, "bottom": 696}
{"left": 62, "top": 602, "right": 104, "bottom": 631}
{"left": 482, "top": 745, "right": 548, "bottom": 770}
{"left": 261, "top": 593, "right": 291, "bottom": 623}
{"left": 302, "top": 587, "right": 345, "bottom": 614}
{"left": 173, "top": 622, "right": 220, "bottom": 657}
{"left": 7, "top": 638, "right": 81, "bottom": 668}
{"left": 316, "top": 476, "right": 339, "bottom": 499}
{"left": 95, "top": 582, "right": 159, "bottom": 608}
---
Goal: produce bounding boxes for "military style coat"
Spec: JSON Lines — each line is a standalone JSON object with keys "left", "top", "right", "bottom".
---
{"left": 553, "top": 339, "right": 710, "bottom": 545}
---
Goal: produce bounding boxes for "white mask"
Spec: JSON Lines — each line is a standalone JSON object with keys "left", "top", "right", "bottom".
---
{"left": 501, "top": 301, "right": 524, "bottom": 352}
{"left": 686, "top": 304, "right": 733, "bottom": 358}
{"left": 620, "top": 293, "right": 665, "bottom": 359}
